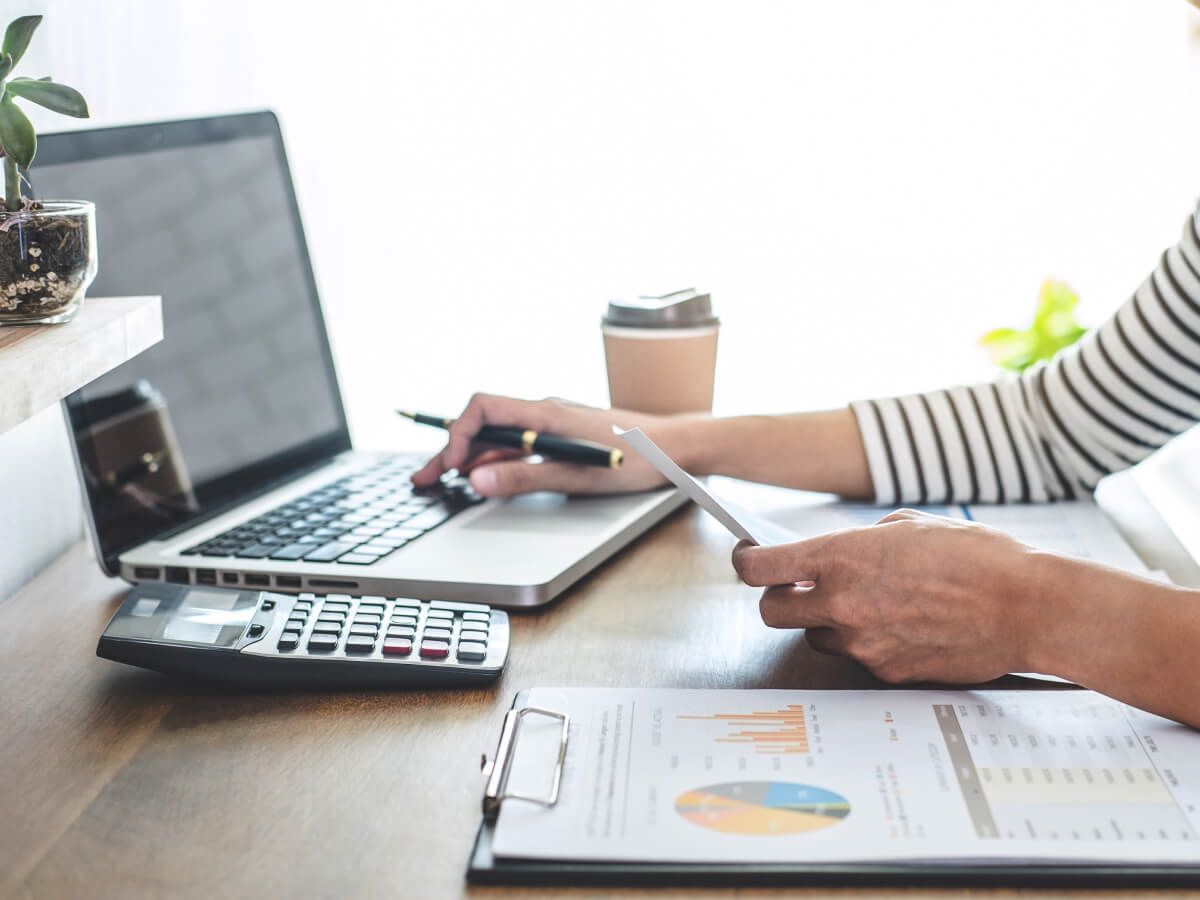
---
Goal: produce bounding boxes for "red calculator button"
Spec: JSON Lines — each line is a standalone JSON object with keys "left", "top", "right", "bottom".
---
{"left": 419, "top": 640, "right": 449, "bottom": 660}
{"left": 382, "top": 638, "right": 413, "bottom": 656}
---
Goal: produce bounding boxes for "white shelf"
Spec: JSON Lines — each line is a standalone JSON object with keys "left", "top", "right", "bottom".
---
{"left": 0, "top": 296, "right": 163, "bottom": 436}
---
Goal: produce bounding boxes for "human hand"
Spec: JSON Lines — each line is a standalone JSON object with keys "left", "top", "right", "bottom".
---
{"left": 411, "top": 393, "right": 688, "bottom": 497}
{"left": 731, "top": 508, "right": 1058, "bottom": 684}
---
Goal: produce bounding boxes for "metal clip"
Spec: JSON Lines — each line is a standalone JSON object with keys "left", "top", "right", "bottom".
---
{"left": 482, "top": 706, "right": 569, "bottom": 819}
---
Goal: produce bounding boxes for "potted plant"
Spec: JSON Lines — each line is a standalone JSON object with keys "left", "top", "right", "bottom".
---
{"left": 0, "top": 14, "right": 91, "bottom": 325}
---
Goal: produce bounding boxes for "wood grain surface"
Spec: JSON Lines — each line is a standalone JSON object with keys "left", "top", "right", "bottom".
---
{"left": 0, "top": 295, "right": 162, "bottom": 436}
{"left": 1, "top": 495, "right": 1197, "bottom": 899}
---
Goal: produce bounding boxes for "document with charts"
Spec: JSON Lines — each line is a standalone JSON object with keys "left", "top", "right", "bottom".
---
{"left": 492, "top": 688, "right": 1200, "bottom": 866}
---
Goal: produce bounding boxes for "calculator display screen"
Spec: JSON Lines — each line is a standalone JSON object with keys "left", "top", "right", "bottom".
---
{"left": 106, "top": 586, "right": 256, "bottom": 647}
{"left": 162, "top": 590, "right": 254, "bottom": 645}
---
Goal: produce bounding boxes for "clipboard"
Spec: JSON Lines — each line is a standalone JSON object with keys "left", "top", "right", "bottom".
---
{"left": 467, "top": 692, "right": 1200, "bottom": 887}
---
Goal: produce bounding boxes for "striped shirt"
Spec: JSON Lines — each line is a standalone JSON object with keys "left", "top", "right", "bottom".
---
{"left": 851, "top": 205, "right": 1200, "bottom": 505}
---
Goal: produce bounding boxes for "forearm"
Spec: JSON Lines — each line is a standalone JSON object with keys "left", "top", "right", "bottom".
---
{"left": 666, "top": 408, "right": 874, "bottom": 499}
{"left": 1026, "top": 555, "right": 1200, "bottom": 728}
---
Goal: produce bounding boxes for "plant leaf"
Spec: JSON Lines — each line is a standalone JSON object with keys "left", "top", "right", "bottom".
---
{"left": 6, "top": 78, "right": 88, "bottom": 117}
{"left": 979, "top": 279, "right": 1087, "bottom": 372}
{"left": 1, "top": 15, "right": 41, "bottom": 69}
{"left": 0, "top": 97, "right": 35, "bottom": 168}
{"left": 0, "top": 52, "right": 13, "bottom": 83}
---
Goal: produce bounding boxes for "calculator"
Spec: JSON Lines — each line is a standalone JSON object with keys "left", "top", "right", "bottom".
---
{"left": 97, "top": 583, "right": 509, "bottom": 687}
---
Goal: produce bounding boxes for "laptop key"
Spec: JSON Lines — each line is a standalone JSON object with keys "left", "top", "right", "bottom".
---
{"left": 269, "top": 542, "right": 311, "bottom": 560}
{"left": 337, "top": 553, "right": 381, "bottom": 565}
{"left": 304, "top": 541, "right": 359, "bottom": 562}
{"left": 402, "top": 507, "right": 454, "bottom": 531}
{"left": 235, "top": 544, "right": 277, "bottom": 558}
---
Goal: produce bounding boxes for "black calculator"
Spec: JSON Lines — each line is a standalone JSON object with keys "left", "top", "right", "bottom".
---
{"left": 97, "top": 583, "right": 509, "bottom": 687}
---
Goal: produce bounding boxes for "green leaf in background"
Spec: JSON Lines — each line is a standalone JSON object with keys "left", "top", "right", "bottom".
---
{"left": 1, "top": 15, "right": 40, "bottom": 69}
{"left": 0, "top": 97, "right": 35, "bottom": 168}
{"left": 0, "top": 52, "right": 13, "bottom": 83}
{"left": 980, "top": 279, "right": 1088, "bottom": 372}
{"left": 6, "top": 78, "right": 89, "bottom": 117}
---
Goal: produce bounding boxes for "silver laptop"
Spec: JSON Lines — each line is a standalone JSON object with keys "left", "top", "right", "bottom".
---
{"left": 44, "top": 112, "right": 684, "bottom": 607}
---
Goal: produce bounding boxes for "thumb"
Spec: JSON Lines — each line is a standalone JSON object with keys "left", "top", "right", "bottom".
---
{"left": 468, "top": 459, "right": 608, "bottom": 497}
{"left": 732, "top": 535, "right": 838, "bottom": 586}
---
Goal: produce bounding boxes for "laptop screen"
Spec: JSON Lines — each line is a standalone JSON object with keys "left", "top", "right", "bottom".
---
{"left": 43, "top": 113, "right": 351, "bottom": 572}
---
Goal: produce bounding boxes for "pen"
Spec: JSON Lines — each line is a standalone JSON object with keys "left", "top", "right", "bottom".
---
{"left": 397, "top": 410, "right": 623, "bottom": 469}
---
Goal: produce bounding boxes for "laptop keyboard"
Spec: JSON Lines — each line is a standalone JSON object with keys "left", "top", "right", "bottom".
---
{"left": 182, "top": 458, "right": 484, "bottom": 566}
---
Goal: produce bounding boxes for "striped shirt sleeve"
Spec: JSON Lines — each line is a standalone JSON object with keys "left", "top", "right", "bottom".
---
{"left": 851, "top": 204, "right": 1200, "bottom": 505}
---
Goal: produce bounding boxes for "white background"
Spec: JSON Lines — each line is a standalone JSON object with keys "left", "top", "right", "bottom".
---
{"left": 20, "top": 0, "right": 1200, "bottom": 455}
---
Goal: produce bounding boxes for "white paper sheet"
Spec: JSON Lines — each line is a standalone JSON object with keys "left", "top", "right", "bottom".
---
{"left": 493, "top": 687, "right": 1200, "bottom": 866}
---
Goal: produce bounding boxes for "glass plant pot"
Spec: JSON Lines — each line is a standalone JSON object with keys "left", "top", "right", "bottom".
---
{"left": 0, "top": 200, "right": 97, "bottom": 325}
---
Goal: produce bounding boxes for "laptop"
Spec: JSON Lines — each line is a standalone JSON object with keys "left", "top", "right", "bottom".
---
{"left": 39, "top": 111, "right": 684, "bottom": 607}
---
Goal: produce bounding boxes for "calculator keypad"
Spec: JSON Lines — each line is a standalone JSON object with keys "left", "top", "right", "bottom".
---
{"left": 250, "top": 593, "right": 500, "bottom": 666}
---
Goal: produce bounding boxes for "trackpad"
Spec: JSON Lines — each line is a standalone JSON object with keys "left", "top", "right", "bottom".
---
{"left": 463, "top": 492, "right": 642, "bottom": 535}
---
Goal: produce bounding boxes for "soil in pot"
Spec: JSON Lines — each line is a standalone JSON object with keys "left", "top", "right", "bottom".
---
{"left": 0, "top": 205, "right": 92, "bottom": 323}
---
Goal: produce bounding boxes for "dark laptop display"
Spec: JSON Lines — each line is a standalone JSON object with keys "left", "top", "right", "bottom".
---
{"left": 40, "top": 113, "right": 350, "bottom": 572}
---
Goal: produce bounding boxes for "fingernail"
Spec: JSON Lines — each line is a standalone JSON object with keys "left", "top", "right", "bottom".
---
{"left": 470, "top": 468, "right": 497, "bottom": 494}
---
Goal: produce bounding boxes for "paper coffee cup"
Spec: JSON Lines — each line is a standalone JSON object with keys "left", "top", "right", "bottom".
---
{"left": 602, "top": 288, "right": 719, "bottom": 415}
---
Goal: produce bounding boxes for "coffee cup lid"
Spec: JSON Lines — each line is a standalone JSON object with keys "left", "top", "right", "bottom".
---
{"left": 603, "top": 288, "right": 719, "bottom": 329}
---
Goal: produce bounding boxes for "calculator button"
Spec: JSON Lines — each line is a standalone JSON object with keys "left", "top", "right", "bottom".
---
{"left": 285, "top": 618, "right": 306, "bottom": 631}
{"left": 419, "top": 641, "right": 450, "bottom": 660}
{"left": 461, "top": 612, "right": 490, "bottom": 624}
{"left": 308, "top": 633, "right": 338, "bottom": 652}
{"left": 277, "top": 632, "right": 300, "bottom": 650}
{"left": 460, "top": 629, "right": 488, "bottom": 644}
{"left": 322, "top": 599, "right": 351, "bottom": 610}
{"left": 422, "top": 627, "right": 452, "bottom": 641}
{"left": 430, "top": 599, "right": 489, "bottom": 613}
{"left": 392, "top": 598, "right": 421, "bottom": 610}
{"left": 312, "top": 622, "right": 342, "bottom": 635}
{"left": 390, "top": 615, "right": 418, "bottom": 627}
{"left": 349, "top": 624, "right": 378, "bottom": 636}
{"left": 247, "top": 623, "right": 265, "bottom": 638}
{"left": 357, "top": 601, "right": 385, "bottom": 612}
{"left": 293, "top": 601, "right": 312, "bottom": 611}
{"left": 353, "top": 613, "right": 382, "bottom": 625}
{"left": 317, "top": 612, "right": 346, "bottom": 623}
{"left": 425, "top": 609, "right": 454, "bottom": 622}
{"left": 262, "top": 599, "right": 276, "bottom": 611}
{"left": 386, "top": 625, "right": 416, "bottom": 639}
{"left": 345, "top": 636, "right": 375, "bottom": 653}
{"left": 383, "top": 638, "right": 413, "bottom": 656}
{"left": 457, "top": 642, "right": 487, "bottom": 661}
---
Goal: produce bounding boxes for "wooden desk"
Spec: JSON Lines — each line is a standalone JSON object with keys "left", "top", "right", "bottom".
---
{"left": 2, "top": 472, "right": 1198, "bottom": 899}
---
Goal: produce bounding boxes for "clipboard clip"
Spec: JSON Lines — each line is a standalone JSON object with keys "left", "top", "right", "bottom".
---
{"left": 482, "top": 706, "right": 570, "bottom": 820}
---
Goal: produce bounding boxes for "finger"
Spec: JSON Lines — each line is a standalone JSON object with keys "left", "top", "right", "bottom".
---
{"left": 876, "top": 507, "right": 921, "bottom": 525}
{"left": 804, "top": 626, "right": 848, "bottom": 656}
{"left": 443, "top": 394, "right": 554, "bottom": 473}
{"left": 758, "top": 583, "right": 838, "bottom": 629}
{"left": 468, "top": 459, "right": 615, "bottom": 497}
{"left": 732, "top": 534, "right": 844, "bottom": 586}
{"left": 412, "top": 443, "right": 453, "bottom": 486}
{"left": 459, "top": 447, "right": 524, "bottom": 475}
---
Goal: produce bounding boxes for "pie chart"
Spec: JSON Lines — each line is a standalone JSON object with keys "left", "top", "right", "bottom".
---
{"left": 675, "top": 781, "right": 850, "bottom": 835}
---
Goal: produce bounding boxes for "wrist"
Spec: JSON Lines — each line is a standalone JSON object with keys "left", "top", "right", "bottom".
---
{"left": 649, "top": 413, "right": 726, "bottom": 476}
{"left": 1014, "top": 550, "right": 1091, "bottom": 677}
